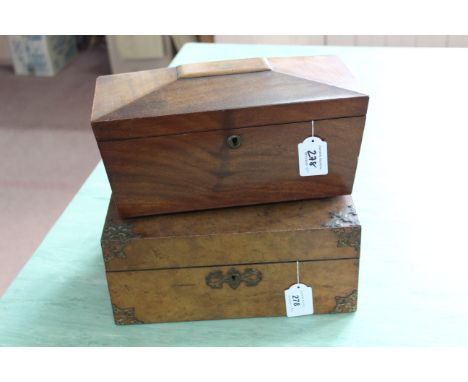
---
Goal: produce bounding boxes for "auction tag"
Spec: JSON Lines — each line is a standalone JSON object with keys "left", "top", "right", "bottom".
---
{"left": 284, "top": 283, "right": 314, "bottom": 317}
{"left": 298, "top": 137, "right": 328, "bottom": 177}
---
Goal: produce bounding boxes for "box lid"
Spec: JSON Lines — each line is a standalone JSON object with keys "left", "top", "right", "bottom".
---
{"left": 91, "top": 56, "right": 368, "bottom": 141}
{"left": 101, "top": 195, "right": 361, "bottom": 272}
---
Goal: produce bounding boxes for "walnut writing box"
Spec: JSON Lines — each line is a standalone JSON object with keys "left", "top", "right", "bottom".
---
{"left": 102, "top": 195, "right": 361, "bottom": 325}
{"left": 91, "top": 56, "right": 369, "bottom": 218}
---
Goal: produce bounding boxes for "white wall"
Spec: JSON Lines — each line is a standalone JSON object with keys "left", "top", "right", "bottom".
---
{"left": 215, "top": 35, "right": 468, "bottom": 47}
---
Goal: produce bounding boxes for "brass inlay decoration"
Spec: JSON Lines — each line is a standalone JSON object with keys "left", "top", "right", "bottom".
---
{"left": 102, "top": 220, "right": 140, "bottom": 263}
{"left": 206, "top": 268, "right": 263, "bottom": 289}
{"left": 112, "top": 304, "right": 143, "bottom": 325}
{"left": 322, "top": 205, "right": 360, "bottom": 254}
{"left": 332, "top": 290, "right": 358, "bottom": 313}
{"left": 323, "top": 204, "right": 359, "bottom": 228}
{"left": 334, "top": 226, "right": 361, "bottom": 253}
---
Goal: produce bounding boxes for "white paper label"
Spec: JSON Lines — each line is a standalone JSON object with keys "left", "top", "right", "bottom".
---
{"left": 284, "top": 283, "right": 314, "bottom": 317}
{"left": 298, "top": 137, "right": 328, "bottom": 177}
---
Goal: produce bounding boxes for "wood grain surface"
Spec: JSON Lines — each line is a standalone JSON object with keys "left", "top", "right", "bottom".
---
{"left": 107, "top": 259, "right": 359, "bottom": 324}
{"left": 91, "top": 55, "right": 368, "bottom": 217}
{"left": 99, "top": 116, "right": 365, "bottom": 217}
{"left": 102, "top": 195, "right": 360, "bottom": 272}
{"left": 103, "top": 193, "right": 361, "bottom": 323}
{"left": 91, "top": 56, "right": 368, "bottom": 140}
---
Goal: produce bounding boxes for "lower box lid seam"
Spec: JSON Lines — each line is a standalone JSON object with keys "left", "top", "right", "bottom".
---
{"left": 105, "top": 256, "right": 359, "bottom": 273}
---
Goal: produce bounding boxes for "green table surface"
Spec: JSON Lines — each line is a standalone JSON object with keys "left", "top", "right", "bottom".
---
{"left": 2, "top": 43, "right": 468, "bottom": 346}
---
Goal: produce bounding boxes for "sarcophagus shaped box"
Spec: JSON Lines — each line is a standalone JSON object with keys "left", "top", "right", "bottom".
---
{"left": 91, "top": 56, "right": 368, "bottom": 218}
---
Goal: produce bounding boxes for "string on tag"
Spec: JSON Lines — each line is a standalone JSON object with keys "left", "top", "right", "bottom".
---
{"left": 285, "top": 261, "right": 314, "bottom": 317}
{"left": 311, "top": 120, "right": 315, "bottom": 138}
{"left": 296, "top": 261, "right": 300, "bottom": 286}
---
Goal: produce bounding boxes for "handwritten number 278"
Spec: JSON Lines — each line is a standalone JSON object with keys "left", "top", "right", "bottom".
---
{"left": 292, "top": 295, "right": 301, "bottom": 307}
{"left": 306, "top": 150, "right": 317, "bottom": 168}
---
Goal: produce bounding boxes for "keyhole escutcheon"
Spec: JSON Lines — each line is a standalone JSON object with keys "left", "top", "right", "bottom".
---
{"left": 227, "top": 135, "right": 242, "bottom": 149}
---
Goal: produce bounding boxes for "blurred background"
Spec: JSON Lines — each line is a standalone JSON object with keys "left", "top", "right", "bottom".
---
{"left": 1, "top": 34, "right": 467, "bottom": 297}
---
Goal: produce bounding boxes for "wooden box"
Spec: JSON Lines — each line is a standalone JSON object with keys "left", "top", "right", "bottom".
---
{"left": 91, "top": 56, "right": 369, "bottom": 218}
{"left": 101, "top": 195, "right": 361, "bottom": 325}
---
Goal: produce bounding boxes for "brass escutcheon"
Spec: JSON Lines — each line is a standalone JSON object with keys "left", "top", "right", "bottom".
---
{"left": 205, "top": 268, "right": 262, "bottom": 289}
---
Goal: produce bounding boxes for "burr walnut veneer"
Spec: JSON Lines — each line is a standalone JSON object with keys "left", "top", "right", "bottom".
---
{"left": 91, "top": 56, "right": 369, "bottom": 218}
{"left": 101, "top": 195, "right": 361, "bottom": 325}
